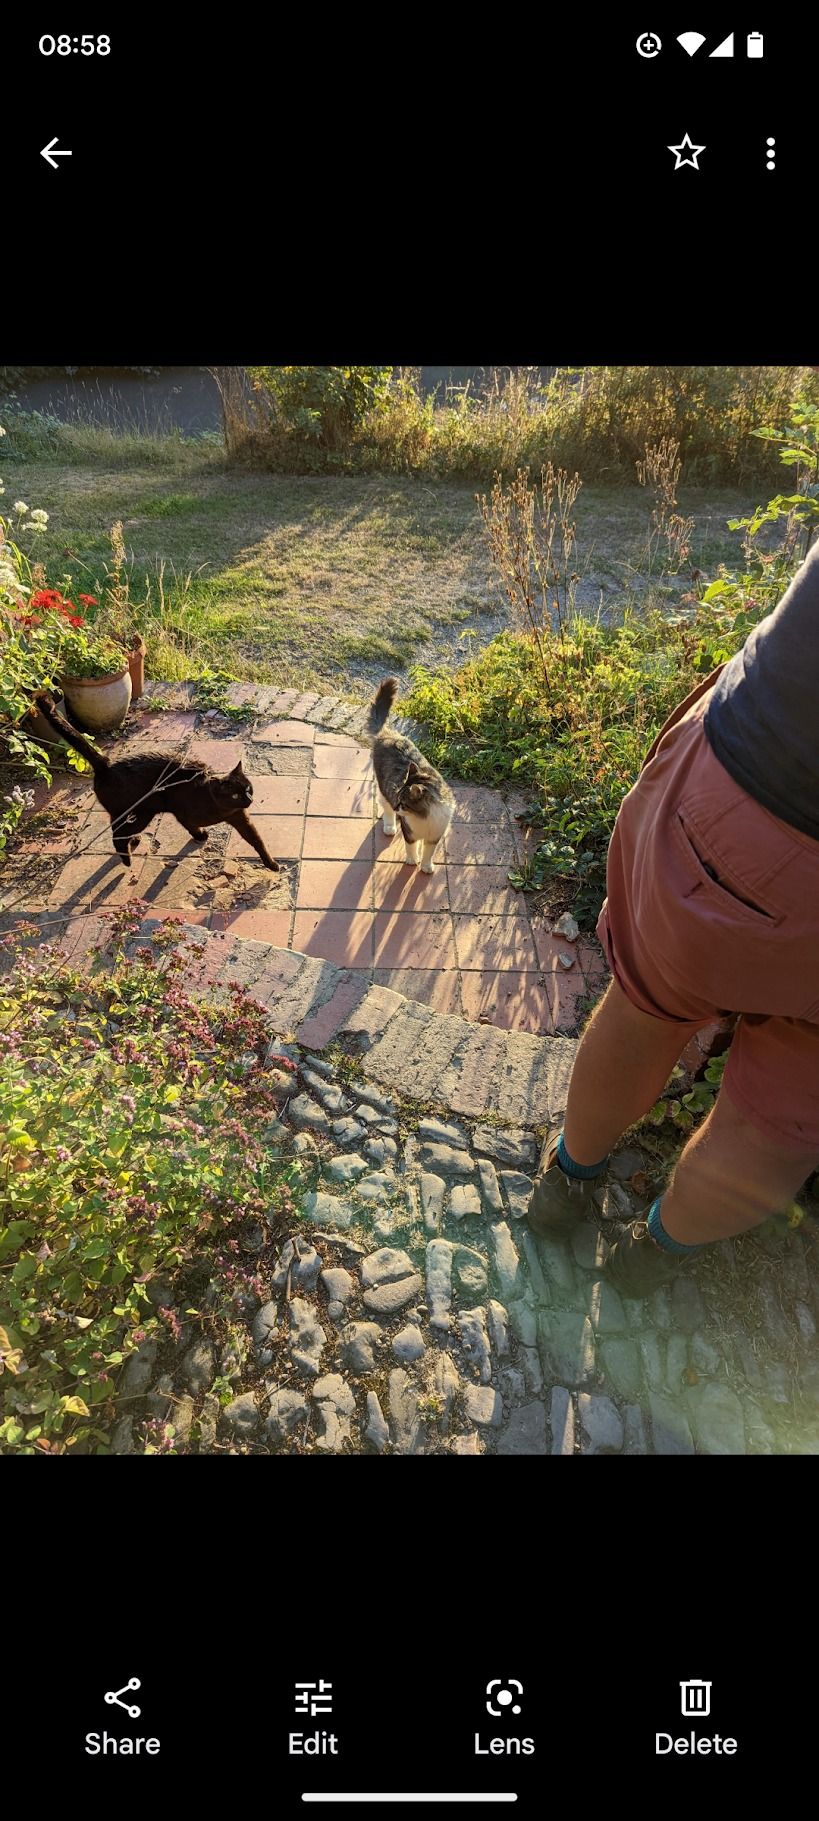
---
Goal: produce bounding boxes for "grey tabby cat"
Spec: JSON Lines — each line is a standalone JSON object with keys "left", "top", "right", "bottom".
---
{"left": 367, "top": 678, "right": 455, "bottom": 872}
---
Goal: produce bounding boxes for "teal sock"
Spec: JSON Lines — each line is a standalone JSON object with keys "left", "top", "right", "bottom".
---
{"left": 646, "top": 1196, "right": 703, "bottom": 1255}
{"left": 555, "top": 1132, "right": 608, "bottom": 1181}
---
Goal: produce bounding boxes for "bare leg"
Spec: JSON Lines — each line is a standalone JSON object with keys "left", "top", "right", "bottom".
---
{"left": 562, "top": 979, "right": 695, "bottom": 1164}
{"left": 378, "top": 791, "right": 398, "bottom": 835}
{"left": 226, "top": 809, "right": 280, "bottom": 871}
{"left": 660, "top": 1087, "right": 818, "bottom": 1244}
{"left": 419, "top": 838, "right": 440, "bottom": 874}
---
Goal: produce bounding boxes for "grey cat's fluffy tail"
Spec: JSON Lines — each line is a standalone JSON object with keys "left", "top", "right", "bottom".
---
{"left": 366, "top": 676, "right": 399, "bottom": 737}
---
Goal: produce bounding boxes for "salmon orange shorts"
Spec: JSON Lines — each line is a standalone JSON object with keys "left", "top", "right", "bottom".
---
{"left": 596, "top": 696, "right": 819, "bottom": 1153}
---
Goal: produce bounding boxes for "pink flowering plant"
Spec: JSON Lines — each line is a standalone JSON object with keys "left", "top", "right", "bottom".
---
{"left": 0, "top": 906, "right": 302, "bottom": 1455}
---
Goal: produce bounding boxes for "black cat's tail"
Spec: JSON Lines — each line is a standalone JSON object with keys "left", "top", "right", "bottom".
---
{"left": 366, "top": 677, "right": 399, "bottom": 738}
{"left": 33, "top": 693, "right": 109, "bottom": 772}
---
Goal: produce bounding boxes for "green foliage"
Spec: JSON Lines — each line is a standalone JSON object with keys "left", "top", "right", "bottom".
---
{"left": 0, "top": 475, "right": 63, "bottom": 842}
{"left": 244, "top": 366, "right": 393, "bottom": 450}
{"left": 191, "top": 667, "right": 257, "bottom": 722}
{"left": 223, "top": 366, "right": 818, "bottom": 484}
{"left": 646, "top": 1052, "right": 727, "bottom": 1135}
{"left": 60, "top": 630, "right": 128, "bottom": 680}
{"left": 0, "top": 909, "right": 302, "bottom": 1455}
{"left": 408, "top": 415, "right": 815, "bottom": 926}
{"left": 409, "top": 606, "right": 697, "bottom": 924}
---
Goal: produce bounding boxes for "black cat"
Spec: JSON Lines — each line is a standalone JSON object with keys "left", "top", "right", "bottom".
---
{"left": 36, "top": 696, "right": 279, "bottom": 871}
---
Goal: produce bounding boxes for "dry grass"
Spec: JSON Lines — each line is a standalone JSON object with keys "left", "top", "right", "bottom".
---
{"left": 15, "top": 447, "right": 766, "bottom": 693}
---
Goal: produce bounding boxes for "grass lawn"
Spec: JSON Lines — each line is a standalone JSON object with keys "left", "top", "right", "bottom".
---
{"left": 19, "top": 444, "right": 765, "bottom": 693}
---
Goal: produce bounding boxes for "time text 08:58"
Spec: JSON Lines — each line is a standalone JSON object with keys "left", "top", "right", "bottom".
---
{"left": 39, "top": 35, "right": 111, "bottom": 55}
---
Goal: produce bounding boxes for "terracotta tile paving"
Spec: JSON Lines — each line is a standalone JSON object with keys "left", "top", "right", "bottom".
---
{"left": 291, "top": 909, "right": 375, "bottom": 968}
{"left": 149, "top": 815, "right": 208, "bottom": 858}
{"left": 296, "top": 860, "right": 373, "bottom": 912}
{"left": 246, "top": 777, "right": 308, "bottom": 814}
{"left": 371, "top": 863, "right": 450, "bottom": 913}
{"left": 446, "top": 865, "right": 522, "bottom": 915}
{"left": 452, "top": 913, "right": 540, "bottom": 973}
{"left": 19, "top": 708, "right": 607, "bottom": 1037}
{"left": 444, "top": 824, "right": 520, "bottom": 866}
{"left": 186, "top": 737, "right": 246, "bottom": 771}
{"left": 217, "top": 908, "right": 293, "bottom": 944}
{"left": 226, "top": 815, "right": 304, "bottom": 861}
{"left": 302, "top": 818, "right": 374, "bottom": 860}
{"left": 373, "top": 967, "right": 464, "bottom": 1016}
{"left": 311, "top": 746, "right": 372, "bottom": 780}
{"left": 460, "top": 970, "right": 553, "bottom": 1035}
{"left": 307, "top": 777, "right": 374, "bottom": 818}
{"left": 251, "top": 719, "right": 316, "bottom": 745}
{"left": 373, "top": 911, "right": 459, "bottom": 970}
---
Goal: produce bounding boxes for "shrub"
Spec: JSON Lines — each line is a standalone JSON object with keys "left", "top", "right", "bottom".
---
{"left": 219, "top": 366, "right": 393, "bottom": 465}
{"left": 0, "top": 909, "right": 302, "bottom": 1455}
{"left": 408, "top": 411, "right": 817, "bottom": 926}
{"left": 216, "top": 365, "right": 819, "bottom": 485}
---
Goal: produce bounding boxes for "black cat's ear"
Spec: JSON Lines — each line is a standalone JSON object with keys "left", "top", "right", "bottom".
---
{"left": 229, "top": 762, "right": 244, "bottom": 777}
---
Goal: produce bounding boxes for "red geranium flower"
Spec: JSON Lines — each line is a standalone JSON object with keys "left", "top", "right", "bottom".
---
{"left": 78, "top": 594, "right": 97, "bottom": 607}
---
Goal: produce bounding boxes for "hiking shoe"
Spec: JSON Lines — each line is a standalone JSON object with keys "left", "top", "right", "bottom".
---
{"left": 526, "top": 1129, "right": 601, "bottom": 1237}
{"left": 605, "top": 1220, "right": 684, "bottom": 1297}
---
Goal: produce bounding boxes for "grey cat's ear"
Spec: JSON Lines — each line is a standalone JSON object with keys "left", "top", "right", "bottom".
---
{"left": 405, "top": 762, "right": 420, "bottom": 780}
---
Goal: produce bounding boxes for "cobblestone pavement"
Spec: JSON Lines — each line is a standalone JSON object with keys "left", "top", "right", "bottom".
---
{"left": 31, "top": 913, "right": 818, "bottom": 1459}
{"left": 6, "top": 686, "right": 819, "bottom": 1455}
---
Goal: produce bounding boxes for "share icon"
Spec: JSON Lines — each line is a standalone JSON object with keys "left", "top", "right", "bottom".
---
{"left": 104, "top": 1677, "right": 142, "bottom": 1718}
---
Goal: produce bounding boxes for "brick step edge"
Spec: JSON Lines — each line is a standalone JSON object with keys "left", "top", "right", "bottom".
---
{"left": 143, "top": 678, "right": 426, "bottom": 746}
{"left": 23, "top": 912, "right": 578, "bottom": 1133}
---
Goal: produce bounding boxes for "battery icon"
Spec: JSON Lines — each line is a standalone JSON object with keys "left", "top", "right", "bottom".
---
{"left": 680, "top": 1680, "right": 712, "bottom": 1717}
{"left": 747, "top": 33, "right": 764, "bottom": 58}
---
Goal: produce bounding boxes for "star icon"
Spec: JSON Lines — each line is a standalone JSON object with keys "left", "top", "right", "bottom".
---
{"left": 668, "top": 132, "right": 706, "bottom": 170}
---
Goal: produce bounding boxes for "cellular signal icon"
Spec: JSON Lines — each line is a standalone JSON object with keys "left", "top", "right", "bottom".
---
{"left": 680, "top": 1680, "right": 712, "bottom": 1717}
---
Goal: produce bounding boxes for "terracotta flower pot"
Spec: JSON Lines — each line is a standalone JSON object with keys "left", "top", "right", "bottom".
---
{"left": 128, "top": 634, "right": 146, "bottom": 699}
{"left": 61, "top": 664, "right": 133, "bottom": 734}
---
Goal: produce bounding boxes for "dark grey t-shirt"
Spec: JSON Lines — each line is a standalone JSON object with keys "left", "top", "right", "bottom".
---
{"left": 703, "top": 538, "right": 819, "bottom": 840}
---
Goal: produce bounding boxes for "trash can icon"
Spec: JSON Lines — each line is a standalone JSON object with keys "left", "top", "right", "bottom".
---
{"left": 680, "top": 1680, "right": 711, "bottom": 1717}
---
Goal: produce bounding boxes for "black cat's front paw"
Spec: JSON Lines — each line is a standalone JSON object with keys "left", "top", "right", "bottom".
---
{"left": 265, "top": 857, "right": 280, "bottom": 871}
{"left": 190, "top": 828, "right": 208, "bottom": 843}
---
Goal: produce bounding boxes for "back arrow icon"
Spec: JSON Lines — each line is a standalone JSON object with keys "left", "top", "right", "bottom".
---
{"left": 41, "top": 137, "right": 72, "bottom": 170}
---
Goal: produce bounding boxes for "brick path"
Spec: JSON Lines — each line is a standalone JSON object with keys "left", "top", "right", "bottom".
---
{"left": 10, "top": 686, "right": 607, "bottom": 1039}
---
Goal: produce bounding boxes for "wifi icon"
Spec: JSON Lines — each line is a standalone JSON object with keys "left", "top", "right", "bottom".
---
{"left": 677, "top": 31, "right": 706, "bottom": 55}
